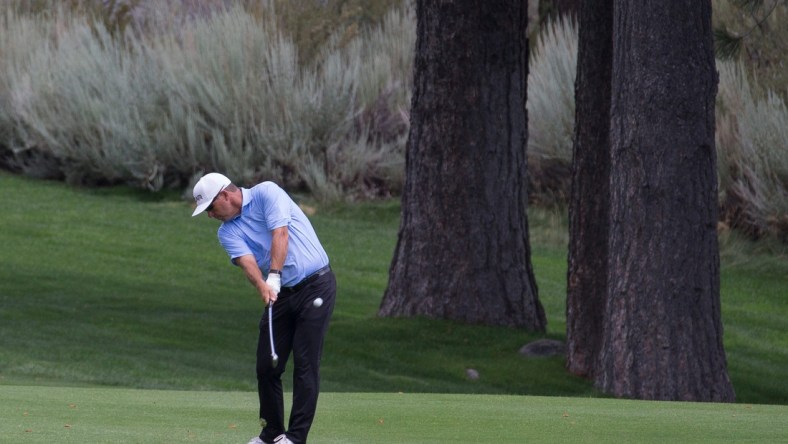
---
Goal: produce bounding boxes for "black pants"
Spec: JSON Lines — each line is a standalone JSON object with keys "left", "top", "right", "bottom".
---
{"left": 257, "top": 269, "right": 336, "bottom": 444}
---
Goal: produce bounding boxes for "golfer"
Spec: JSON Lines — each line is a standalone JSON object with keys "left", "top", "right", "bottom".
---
{"left": 192, "top": 172, "right": 336, "bottom": 444}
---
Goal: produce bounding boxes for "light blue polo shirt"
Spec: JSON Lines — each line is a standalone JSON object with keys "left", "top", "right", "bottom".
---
{"left": 217, "top": 182, "right": 329, "bottom": 287}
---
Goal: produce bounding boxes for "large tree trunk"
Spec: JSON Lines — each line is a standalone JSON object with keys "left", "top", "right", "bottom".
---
{"left": 596, "top": 0, "right": 735, "bottom": 401}
{"left": 566, "top": 0, "right": 613, "bottom": 378}
{"left": 379, "top": 0, "right": 546, "bottom": 330}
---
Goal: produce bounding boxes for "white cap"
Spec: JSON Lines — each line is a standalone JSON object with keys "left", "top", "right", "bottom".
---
{"left": 191, "top": 172, "right": 231, "bottom": 216}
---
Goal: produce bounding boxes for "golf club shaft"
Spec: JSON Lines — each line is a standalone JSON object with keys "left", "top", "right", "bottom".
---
{"left": 268, "top": 303, "right": 278, "bottom": 366}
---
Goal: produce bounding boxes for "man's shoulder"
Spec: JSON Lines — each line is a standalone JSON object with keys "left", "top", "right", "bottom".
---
{"left": 246, "top": 181, "right": 272, "bottom": 197}
{"left": 249, "top": 181, "right": 289, "bottom": 203}
{"left": 251, "top": 181, "right": 279, "bottom": 190}
{"left": 252, "top": 180, "right": 282, "bottom": 191}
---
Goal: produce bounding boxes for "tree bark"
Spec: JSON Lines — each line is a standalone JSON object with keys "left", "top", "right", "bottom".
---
{"left": 596, "top": 0, "right": 735, "bottom": 401}
{"left": 378, "top": 0, "right": 546, "bottom": 331}
{"left": 566, "top": 0, "right": 613, "bottom": 378}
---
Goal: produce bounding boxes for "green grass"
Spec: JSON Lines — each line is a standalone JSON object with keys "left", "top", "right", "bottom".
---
{"left": 3, "top": 386, "right": 786, "bottom": 443}
{"left": 0, "top": 172, "right": 590, "bottom": 397}
{"left": 1, "top": 171, "right": 786, "bottom": 407}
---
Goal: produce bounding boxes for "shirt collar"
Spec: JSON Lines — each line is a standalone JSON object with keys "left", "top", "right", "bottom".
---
{"left": 229, "top": 188, "right": 251, "bottom": 221}
{"left": 241, "top": 187, "right": 251, "bottom": 208}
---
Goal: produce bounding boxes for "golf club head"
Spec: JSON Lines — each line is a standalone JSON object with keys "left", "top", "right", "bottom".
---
{"left": 271, "top": 354, "right": 279, "bottom": 368}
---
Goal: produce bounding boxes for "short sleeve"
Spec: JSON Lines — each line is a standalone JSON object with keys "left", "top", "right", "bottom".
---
{"left": 256, "top": 182, "right": 291, "bottom": 230}
{"left": 218, "top": 225, "right": 253, "bottom": 262}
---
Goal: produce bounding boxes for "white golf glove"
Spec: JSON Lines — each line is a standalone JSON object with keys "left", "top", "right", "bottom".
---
{"left": 266, "top": 273, "right": 281, "bottom": 294}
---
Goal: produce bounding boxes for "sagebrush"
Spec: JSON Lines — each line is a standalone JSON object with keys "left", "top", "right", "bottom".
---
{"left": 0, "top": 0, "right": 413, "bottom": 200}
{"left": 0, "top": 1, "right": 785, "bottom": 235}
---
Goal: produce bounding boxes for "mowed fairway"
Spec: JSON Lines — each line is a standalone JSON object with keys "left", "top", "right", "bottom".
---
{"left": 3, "top": 385, "right": 787, "bottom": 443}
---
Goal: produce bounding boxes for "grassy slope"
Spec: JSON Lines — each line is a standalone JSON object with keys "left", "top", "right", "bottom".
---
{"left": 2, "top": 386, "right": 787, "bottom": 443}
{"left": 0, "top": 172, "right": 786, "bottom": 405}
{"left": 0, "top": 172, "right": 591, "bottom": 397}
{"left": 719, "top": 249, "right": 788, "bottom": 403}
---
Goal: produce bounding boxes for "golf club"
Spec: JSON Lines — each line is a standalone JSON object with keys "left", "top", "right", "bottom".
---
{"left": 268, "top": 302, "right": 278, "bottom": 368}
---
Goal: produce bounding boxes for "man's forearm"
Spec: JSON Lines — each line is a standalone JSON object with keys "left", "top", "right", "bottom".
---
{"left": 237, "top": 255, "right": 265, "bottom": 290}
{"left": 269, "top": 227, "right": 289, "bottom": 271}
{"left": 236, "top": 254, "right": 275, "bottom": 304}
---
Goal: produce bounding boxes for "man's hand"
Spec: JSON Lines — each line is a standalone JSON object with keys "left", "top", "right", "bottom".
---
{"left": 262, "top": 285, "right": 278, "bottom": 306}
{"left": 265, "top": 273, "right": 281, "bottom": 305}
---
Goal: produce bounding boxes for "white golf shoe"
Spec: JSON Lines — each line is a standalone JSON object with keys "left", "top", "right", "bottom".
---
{"left": 273, "top": 434, "right": 294, "bottom": 444}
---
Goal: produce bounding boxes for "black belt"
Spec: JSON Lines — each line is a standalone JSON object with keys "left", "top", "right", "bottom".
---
{"left": 282, "top": 265, "right": 331, "bottom": 293}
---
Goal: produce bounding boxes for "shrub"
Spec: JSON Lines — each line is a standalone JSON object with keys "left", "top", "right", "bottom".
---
{"left": 0, "top": 2, "right": 413, "bottom": 201}
{"left": 526, "top": 15, "right": 577, "bottom": 207}
{"left": 1, "top": 1, "right": 784, "bottom": 230}
{"left": 5, "top": 10, "right": 174, "bottom": 188}
{"left": 717, "top": 61, "right": 788, "bottom": 238}
{"left": 527, "top": 15, "right": 577, "bottom": 166}
{"left": 0, "top": 10, "right": 53, "bottom": 177}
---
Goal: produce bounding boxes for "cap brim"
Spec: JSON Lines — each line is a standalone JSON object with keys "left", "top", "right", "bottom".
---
{"left": 192, "top": 202, "right": 211, "bottom": 217}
